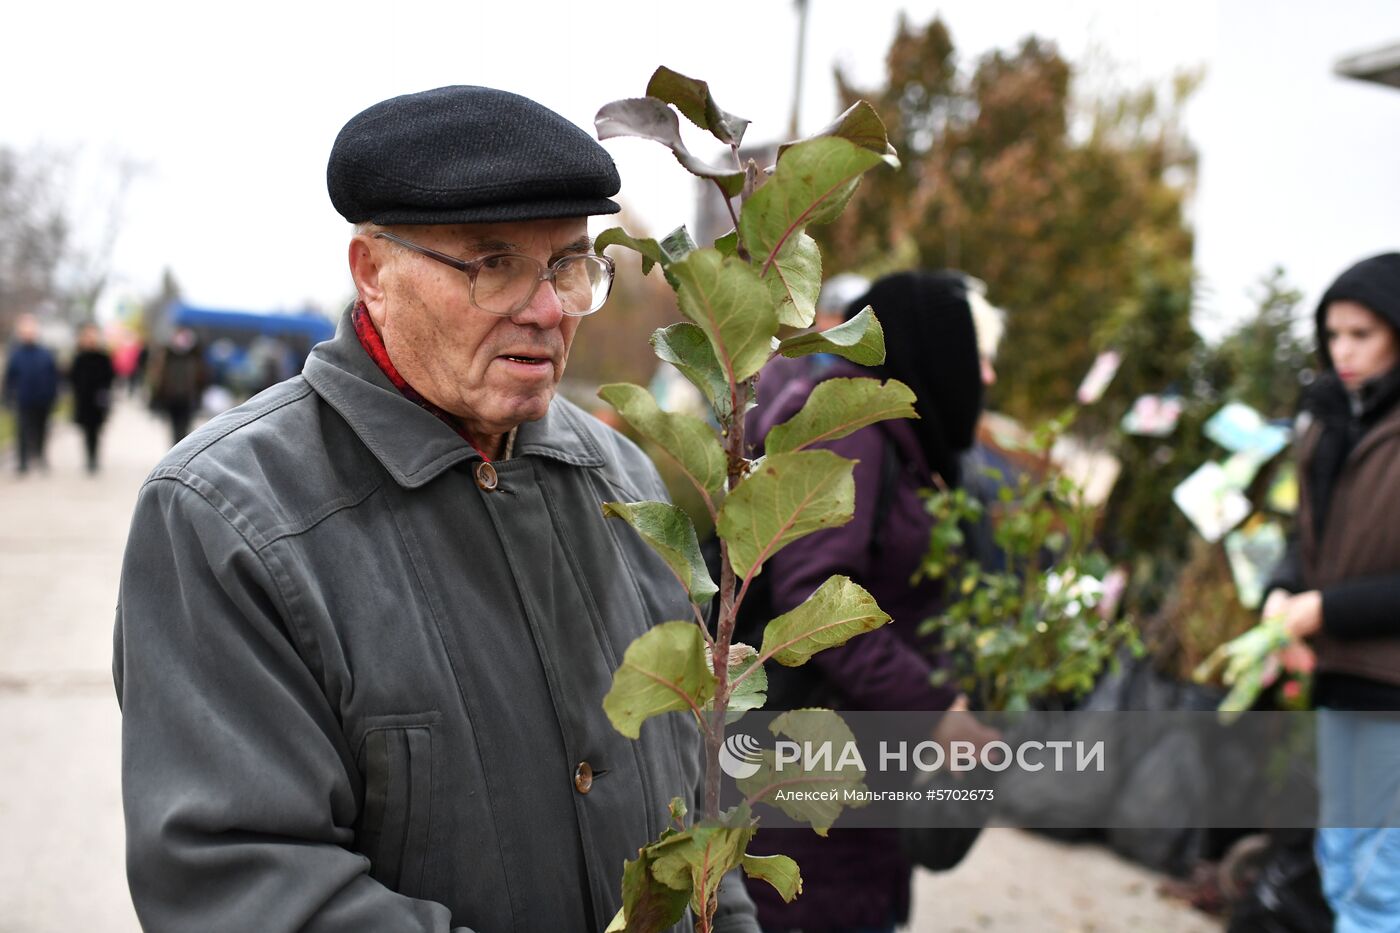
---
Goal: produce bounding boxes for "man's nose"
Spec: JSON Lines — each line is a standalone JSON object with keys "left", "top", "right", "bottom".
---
{"left": 511, "top": 277, "right": 566, "bottom": 328}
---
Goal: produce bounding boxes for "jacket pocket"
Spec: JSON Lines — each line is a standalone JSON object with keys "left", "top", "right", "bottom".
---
{"left": 355, "top": 717, "right": 435, "bottom": 897}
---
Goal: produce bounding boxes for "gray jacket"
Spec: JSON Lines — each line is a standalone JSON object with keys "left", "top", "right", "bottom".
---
{"left": 114, "top": 313, "right": 757, "bottom": 932}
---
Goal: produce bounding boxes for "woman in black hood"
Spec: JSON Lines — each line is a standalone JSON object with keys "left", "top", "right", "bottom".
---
{"left": 1265, "top": 252, "right": 1400, "bottom": 928}
{"left": 741, "top": 270, "right": 994, "bottom": 932}
{"left": 852, "top": 270, "right": 985, "bottom": 488}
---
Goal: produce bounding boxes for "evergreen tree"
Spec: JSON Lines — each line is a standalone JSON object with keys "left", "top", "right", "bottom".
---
{"left": 815, "top": 15, "right": 1199, "bottom": 424}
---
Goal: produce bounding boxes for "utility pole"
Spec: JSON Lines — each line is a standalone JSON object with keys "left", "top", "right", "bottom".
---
{"left": 789, "top": 0, "right": 809, "bottom": 139}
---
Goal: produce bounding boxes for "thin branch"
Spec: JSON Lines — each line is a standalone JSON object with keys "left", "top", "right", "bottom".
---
{"left": 692, "top": 602, "right": 715, "bottom": 647}
{"left": 729, "top": 655, "right": 760, "bottom": 692}
{"left": 704, "top": 377, "right": 751, "bottom": 819}
{"left": 717, "top": 178, "right": 741, "bottom": 239}
{"left": 696, "top": 852, "right": 715, "bottom": 933}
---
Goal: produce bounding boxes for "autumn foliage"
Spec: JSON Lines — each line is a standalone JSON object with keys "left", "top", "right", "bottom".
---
{"left": 814, "top": 15, "right": 1199, "bottom": 425}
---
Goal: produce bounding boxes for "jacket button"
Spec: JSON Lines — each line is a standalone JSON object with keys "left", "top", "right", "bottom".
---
{"left": 574, "top": 761, "right": 593, "bottom": 794}
{"left": 474, "top": 461, "right": 498, "bottom": 491}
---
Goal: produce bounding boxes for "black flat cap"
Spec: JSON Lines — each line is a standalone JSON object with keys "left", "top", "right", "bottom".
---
{"left": 328, "top": 85, "right": 621, "bottom": 225}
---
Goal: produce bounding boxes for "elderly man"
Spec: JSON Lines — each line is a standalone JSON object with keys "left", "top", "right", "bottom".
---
{"left": 114, "top": 86, "right": 758, "bottom": 933}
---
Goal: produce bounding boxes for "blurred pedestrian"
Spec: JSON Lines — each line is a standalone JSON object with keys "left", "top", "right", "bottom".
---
{"left": 3, "top": 313, "right": 59, "bottom": 475}
{"left": 148, "top": 327, "right": 207, "bottom": 445}
{"left": 112, "top": 336, "right": 141, "bottom": 397}
{"left": 69, "top": 322, "right": 116, "bottom": 473}
{"left": 744, "top": 271, "right": 998, "bottom": 933}
{"left": 961, "top": 277, "right": 1022, "bottom": 573}
{"left": 1267, "top": 252, "right": 1400, "bottom": 929}
{"left": 813, "top": 272, "right": 870, "bottom": 333}
{"left": 132, "top": 342, "right": 150, "bottom": 396}
{"left": 966, "top": 277, "right": 1007, "bottom": 390}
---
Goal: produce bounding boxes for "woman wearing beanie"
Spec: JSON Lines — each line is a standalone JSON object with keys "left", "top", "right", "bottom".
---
{"left": 741, "top": 270, "right": 996, "bottom": 933}
{"left": 1266, "top": 252, "right": 1400, "bottom": 930}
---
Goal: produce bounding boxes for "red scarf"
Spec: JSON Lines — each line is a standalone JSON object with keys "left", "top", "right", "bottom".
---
{"left": 352, "top": 303, "right": 494, "bottom": 460}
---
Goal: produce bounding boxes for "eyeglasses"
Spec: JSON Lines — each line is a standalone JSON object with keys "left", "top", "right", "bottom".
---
{"left": 374, "top": 231, "right": 614, "bottom": 317}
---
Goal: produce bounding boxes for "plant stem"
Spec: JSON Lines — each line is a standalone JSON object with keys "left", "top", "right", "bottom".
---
{"left": 718, "top": 179, "right": 742, "bottom": 243}
{"left": 703, "top": 380, "right": 753, "bottom": 820}
{"left": 692, "top": 602, "right": 715, "bottom": 648}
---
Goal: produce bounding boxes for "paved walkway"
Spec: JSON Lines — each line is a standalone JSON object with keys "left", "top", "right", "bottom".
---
{"left": 0, "top": 397, "right": 169, "bottom": 932}
{"left": 912, "top": 831, "right": 1220, "bottom": 931}
{"left": 0, "top": 397, "right": 1221, "bottom": 932}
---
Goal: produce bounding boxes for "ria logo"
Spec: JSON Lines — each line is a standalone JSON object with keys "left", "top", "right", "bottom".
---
{"left": 719, "top": 733, "right": 764, "bottom": 779}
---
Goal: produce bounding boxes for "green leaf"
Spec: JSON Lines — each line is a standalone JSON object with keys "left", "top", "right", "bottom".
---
{"left": 776, "top": 306, "right": 885, "bottom": 366}
{"left": 668, "top": 796, "right": 688, "bottom": 825}
{"left": 1193, "top": 616, "right": 1291, "bottom": 724}
{"left": 615, "top": 848, "right": 690, "bottom": 933}
{"left": 764, "top": 378, "right": 917, "bottom": 455}
{"left": 669, "top": 248, "right": 779, "bottom": 385}
{"left": 598, "top": 383, "right": 727, "bottom": 506}
{"left": 777, "top": 100, "right": 899, "bottom": 166}
{"left": 758, "top": 575, "right": 890, "bottom": 666}
{"left": 741, "top": 854, "right": 802, "bottom": 902}
{"left": 762, "top": 232, "right": 822, "bottom": 329}
{"left": 646, "top": 66, "right": 750, "bottom": 146}
{"left": 650, "top": 323, "right": 732, "bottom": 421}
{"left": 707, "top": 643, "right": 767, "bottom": 713}
{"left": 603, "top": 621, "right": 717, "bottom": 739}
{"left": 713, "top": 229, "right": 739, "bottom": 257}
{"left": 649, "top": 805, "right": 756, "bottom": 916}
{"left": 602, "top": 501, "right": 718, "bottom": 605}
{"left": 717, "top": 449, "right": 855, "bottom": 580}
{"left": 596, "top": 97, "right": 745, "bottom": 197}
{"left": 739, "top": 136, "right": 889, "bottom": 277}
{"left": 728, "top": 656, "right": 768, "bottom": 713}
{"left": 595, "top": 228, "right": 665, "bottom": 276}
{"left": 736, "top": 709, "right": 869, "bottom": 835}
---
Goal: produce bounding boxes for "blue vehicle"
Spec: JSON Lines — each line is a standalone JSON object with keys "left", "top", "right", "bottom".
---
{"left": 165, "top": 301, "right": 337, "bottom": 393}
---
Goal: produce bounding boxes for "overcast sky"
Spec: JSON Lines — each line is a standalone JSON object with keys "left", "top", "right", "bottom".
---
{"left": 6, "top": 1, "right": 1398, "bottom": 340}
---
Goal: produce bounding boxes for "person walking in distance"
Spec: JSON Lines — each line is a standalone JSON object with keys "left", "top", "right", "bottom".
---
{"left": 148, "top": 327, "right": 206, "bottom": 445}
{"left": 3, "top": 313, "right": 59, "bottom": 475}
{"left": 69, "top": 322, "right": 116, "bottom": 473}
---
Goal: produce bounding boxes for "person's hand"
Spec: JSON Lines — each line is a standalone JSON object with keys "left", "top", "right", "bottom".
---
{"left": 1279, "top": 639, "right": 1316, "bottom": 674}
{"left": 930, "top": 694, "right": 1003, "bottom": 772}
{"left": 1259, "top": 587, "right": 1318, "bottom": 675}
{"left": 1261, "top": 588, "right": 1291, "bottom": 624}
{"left": 1279, "top": 591, "right": 1323, "bottom": 640}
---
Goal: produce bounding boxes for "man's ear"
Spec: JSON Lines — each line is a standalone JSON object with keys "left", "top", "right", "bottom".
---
{"left": 348, "top": 236, "right": 388, "bottom": 323}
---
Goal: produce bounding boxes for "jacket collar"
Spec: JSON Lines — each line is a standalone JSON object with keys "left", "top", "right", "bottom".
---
{"left": 1348, "top": 391, "right": 1400, "bottom": 467}
{"left": 303, "top": 308, "right": 604, "bottom": 488}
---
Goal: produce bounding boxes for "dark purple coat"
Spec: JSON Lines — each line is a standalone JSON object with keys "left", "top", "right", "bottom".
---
{"left": 742, "top": 357, "right": 960, "bottom": 930}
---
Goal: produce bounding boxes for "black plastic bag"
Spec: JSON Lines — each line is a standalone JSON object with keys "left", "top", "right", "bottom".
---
{"left": 1226, "top": 830, "right": 1332, "bottom": 933}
